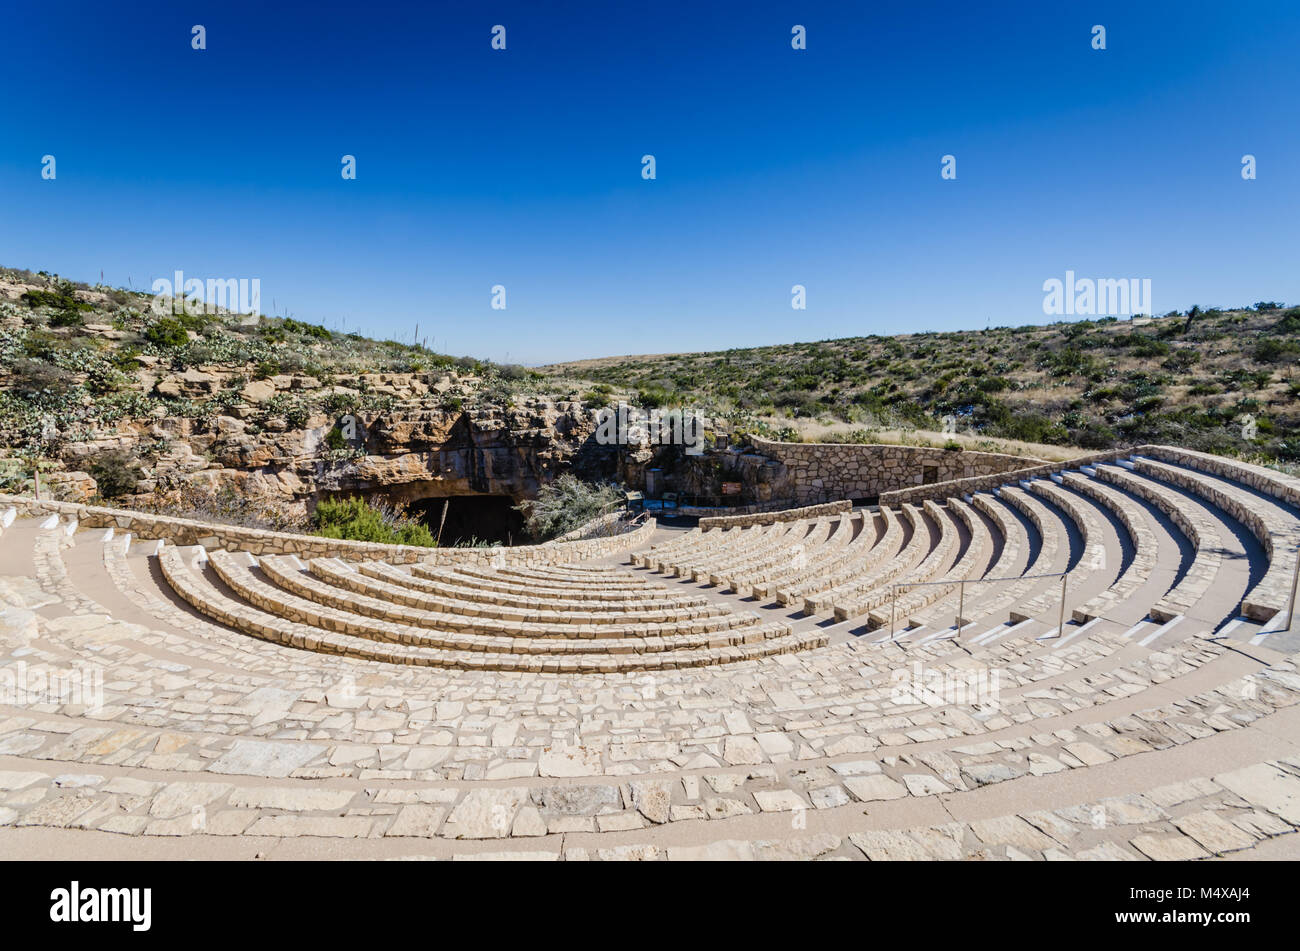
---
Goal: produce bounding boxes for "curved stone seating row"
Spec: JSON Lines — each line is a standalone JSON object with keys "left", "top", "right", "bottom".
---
{"left": 864, "top": 496, "right": 997, "bottom": 629}
{"left": 360, "top": 560, "right": 715, "bottom": 612}
{"left": 633, "top": 524, "right": 755, "bottom": 571}
{"left": 716, "top": 514, "right": 856, "bottom": 595}
{"left": 1094, "top": 463, "right": 1224, "bottom": 623}
{"left": 251, "top": 552, "right": 765, "bottom": 641}
{"left": 809, "top": 501, "right": 952, "bottom": 617}
{"left": 1059, "top": 472, "right": 1161, "bottom": 624}
{"left": 692, "top": 520, "right": 826, "bottom": 585}
{"left": 780, "top": 504, "right": 912, "bottom": 610}
{"left": 704, "top": 516, "right": 839, "bottom": 588}
{"left": 1135, "top": 455, "right": 1300, "bottom": 622}
{"left": 669, "top": 520, "right": 808, "bottom": 581}
{"left": 499, "top": 564, "right": 654, "bottom": 585}
{"left": 159, "top": 546, "right": 825, "bottom": 671}
{"left": 306, "top": 557, "right": 731, "bottom": 627}
{"left": 910, "top": 491, "right": 1028, "bottom": 630}
{"left": 842, "top": 497, "right": 982, "bottom": 625}
{"left": 918, "top": 486, "right": 1068, "bottom": 631}
{"left": 750, "top": 510, "right": 881, "bottom": 600}
{"left": 1008, "top": 479, "right": 1109, "bottom": 623}
{"left": 409, "top": 563, "right": 689, "bottom": 602}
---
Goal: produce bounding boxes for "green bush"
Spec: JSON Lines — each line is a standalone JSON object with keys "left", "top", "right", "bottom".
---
{"left": 144, "top": 318, "right": 190, "bottom": 349}
{"left": 312, "top": 496, "right": 436, "bottom": 547}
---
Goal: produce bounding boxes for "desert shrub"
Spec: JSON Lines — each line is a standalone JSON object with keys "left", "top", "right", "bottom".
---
{"left": 1254, "top": 338, "right": 1300, "bottom": 363}
{"left": 88, "top": 451, "right": 142, "bottom": 499}
{"left": 635, "top": 387, "right": 671, "bottom": 409}
{"left": 513, "top": 474, "right": 623, "bottom": 541}
{"left": 48, "top": 308, "right": 85, "bottom": 328}
{"left": 281, "top": 318, "right": 332, "bottom": 340}
{"left": 131, "top": 481, "right": 310, "bottom": 533}
{"left": 1268, "top": 308, "right": 1300, "bottom": 334}
{"left": 9, "top": 358, "right": 75, "bottom": 399}
{"left": 21, "top": 280, "right": 90, "bottom": 326}
{"left": 312, "top": 496, "right": 435, "bottom": 547}
{"left": 1075, "top": 420, "right": 1118, "bottom": 449}
{"left": 144, "top": 318, "right": 190, "bottom": 349}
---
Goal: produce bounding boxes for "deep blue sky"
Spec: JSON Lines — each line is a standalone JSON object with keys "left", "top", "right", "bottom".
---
{"left": 2, "top": 1, "right": 1296, "bottom": 363}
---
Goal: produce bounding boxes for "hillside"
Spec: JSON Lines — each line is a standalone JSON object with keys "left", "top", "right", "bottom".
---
{"left": 542, "top": 305, "right": 1300, "bottom": 465}
{"left": 0, "top": 267, "right": 595, "bottom": 532}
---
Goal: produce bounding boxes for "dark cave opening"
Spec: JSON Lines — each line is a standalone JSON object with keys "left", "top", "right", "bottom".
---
{"left": 409, "top": 495, "right": 526, "bottom": 547}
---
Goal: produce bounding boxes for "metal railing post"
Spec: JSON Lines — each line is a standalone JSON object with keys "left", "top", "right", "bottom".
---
{"left": 1287, "top": 545, "right": 1300, "bottom": 632}
{"left": 956, "top": 580, "right": 965, "bottom": 631}
{"left": 889, "top": 585, "right": 897, "bottom": 638}
{"left": 1056, "top": 573, "right": 1067, "bottom": 638}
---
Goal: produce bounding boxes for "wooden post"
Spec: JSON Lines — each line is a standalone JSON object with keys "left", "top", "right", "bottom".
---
{"left": 435, "top": 499, "right": 449, "bottom": 546}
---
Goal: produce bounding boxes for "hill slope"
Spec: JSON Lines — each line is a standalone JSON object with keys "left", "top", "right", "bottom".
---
{"left": 543, "top": 305, "right": 1300, "bottom": 464}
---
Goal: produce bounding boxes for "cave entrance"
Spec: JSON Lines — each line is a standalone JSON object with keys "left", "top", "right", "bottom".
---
{"left": 409, "top": 495, "right": 526, "bottom": 547}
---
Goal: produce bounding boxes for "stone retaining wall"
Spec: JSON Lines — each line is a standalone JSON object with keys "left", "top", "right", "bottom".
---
{"left": 0, "top": 493, "right": 655, "bottom": 566}
{"left": 878, "top": 446, "right": 1145, "bottom": 505}
{"left": 699, "top": 499, "right": 852, "bottom": 530}
{"left": 748, "top": 437, "right": 1038, "bottom": 504}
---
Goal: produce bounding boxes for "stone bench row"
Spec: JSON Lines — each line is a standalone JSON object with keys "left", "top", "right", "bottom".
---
{"left": 256, "top": 553, "right": 763, "bottom": 641}
{"left": 721, "top": 514, "right": 859, "bottom": 596}
{"left": 774, "top": 506, "right": 904, "bottom": 607}
{"left": 1094, "top": 464, "right": 1224, "bottom": 623}
{"left": 808, "top": 502, "right": 948, "bottom": 617}
{"left": 1059, "top": 472, "right": 1160, "bottom": 624}
{"left": 410, "top": 563, "right": 682, "bottom": 601}
{"left": 1138, "top": 454, "right": 1300, "bottom": 622}
{"left": 360, "top": 561, "right": 713, "bottom": 612}
{"left": 636, "top": 523, "right": 772, "bottom": 573}
{"left": 667, "top": 521, "right": 807, "bottom": 580}
{"left": 743, "top": 512, "right": 877, "bottom": 600}
{"left": 697, "top": 498, "right": 853, "bottom": 529}
{"left": 1009, "top": 480, "right": 1107, "bottom": 623}
{"left": 309, "top": 557, "right": 731, "bottom": 626}
{"left": 909, "top": 490, "right": 1031, "bottom": 631}
{"left": 868, "top": 496, "right": 1000, "bottom": 630}
{"left": 161, "top": 546, "right": 827, "bottom": 672}
{"left": 703, "top": 517, "right": 841, "bottom": 588}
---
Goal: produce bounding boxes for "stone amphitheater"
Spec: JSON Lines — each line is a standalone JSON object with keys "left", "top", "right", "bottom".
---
{"left": 1, "top": 443, "right": 1298, "bottom": 861}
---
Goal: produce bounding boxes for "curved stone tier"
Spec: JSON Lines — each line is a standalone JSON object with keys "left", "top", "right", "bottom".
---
{"left": 1, "top": 443, "right": 1298, "bottom": 859}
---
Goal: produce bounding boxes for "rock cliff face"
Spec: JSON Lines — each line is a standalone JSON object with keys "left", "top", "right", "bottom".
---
{"left": 324, "top": 401, "right": 615, "bottom": 505}
{"left": 47, "top": 374, "right": 617, "bottom": 519}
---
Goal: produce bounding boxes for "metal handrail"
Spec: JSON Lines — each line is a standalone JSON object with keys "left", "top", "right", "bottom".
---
{"left": 887, "top": 569, "right": 1074, "bottom": 638}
